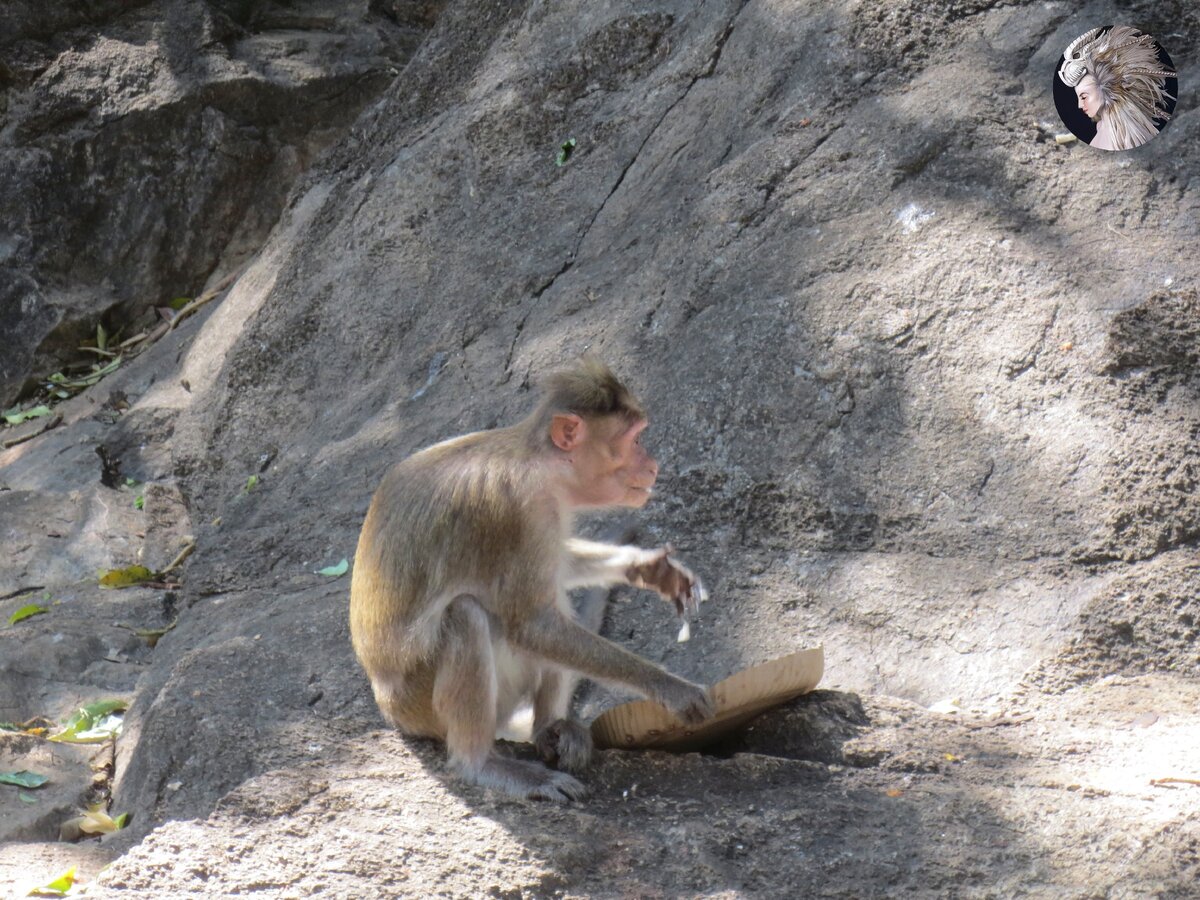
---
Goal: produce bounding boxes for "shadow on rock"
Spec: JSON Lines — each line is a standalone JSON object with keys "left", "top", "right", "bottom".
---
{"left": 407, "top": 689, "right": 1050, "bottom": 897}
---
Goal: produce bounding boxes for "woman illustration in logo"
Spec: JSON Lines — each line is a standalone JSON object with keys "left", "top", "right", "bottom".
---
{"left": 1058, "top": 26, "right": 1177, "bottom": 151}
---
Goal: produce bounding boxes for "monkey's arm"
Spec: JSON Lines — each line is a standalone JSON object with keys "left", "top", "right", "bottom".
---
{"left": 512, "top": 607, "right": 713, "bottom": 724}
{"left": 564, "top": 538, "right": 706, "bottom": 617}
{"left": 562, "top": 538, "right": 645, "bottom": 588}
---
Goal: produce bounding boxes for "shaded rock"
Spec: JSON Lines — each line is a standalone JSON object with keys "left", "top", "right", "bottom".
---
{"left": 110, "top": 583, "right": 377, "bottom": 832}
{"left": 0, "top": 488, "right": 144, "bottom": 598}
{"left": 0, "top": 0, "right": 436, "bottom": 406}
{"left": 0, "top": 733, "right": 98, "bottom": 844}
{"left": 0, "top": 586, "right": 161, "bottom": 721}
{"left": 139, "top": 482, "right": 192, "bottom": 573}
{"left": 1, "top": 0, "right": 1199, "bottom": 896}
{"left": 714, "top": 689, "right": 869, "bottom": 763}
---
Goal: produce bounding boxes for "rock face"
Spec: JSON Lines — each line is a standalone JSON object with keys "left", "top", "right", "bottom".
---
{"left": 1, "top": 0, "right": 1199, "bottom": 896}
{"left": 0, "top": 0, "right": 433, "bottom": 406}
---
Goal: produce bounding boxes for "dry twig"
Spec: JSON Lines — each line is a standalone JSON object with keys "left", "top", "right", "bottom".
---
{"left": 2, "top": 413, "right": 62, "bottom": 449}
{"left": 166, "top": 269, "right": 242, "bottom": 334}
{"left": 159, "top": 540, "right": 196, "bottom": 576}
{"left": 118, "top": 268, "right": 243, "bottom": 350}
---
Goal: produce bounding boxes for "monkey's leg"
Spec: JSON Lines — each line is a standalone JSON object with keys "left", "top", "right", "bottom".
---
{"left": 531, "top": 585, "right": 609, "bottom": 772}
{"left": 433, "top": 598, "right": 587, "bottom": 801}
{"left": 572, "top": 583, "right": 612, "bottom": 634}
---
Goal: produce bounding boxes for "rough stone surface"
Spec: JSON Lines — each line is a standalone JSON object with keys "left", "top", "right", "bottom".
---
{"left": 1, "top": 0, "right": 1198, "bottom": 896}
{"left": 0, "top": 0, "right": 433, "bottom": 406}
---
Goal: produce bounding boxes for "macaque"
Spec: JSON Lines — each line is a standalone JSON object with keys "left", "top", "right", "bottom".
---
{"left": 349, "top": 358, "right": 713, "bottom": 800}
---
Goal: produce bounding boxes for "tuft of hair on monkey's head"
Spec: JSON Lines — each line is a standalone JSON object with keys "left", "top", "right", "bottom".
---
{"left": 524, "top": 357, "right": 646, "bottom": 444}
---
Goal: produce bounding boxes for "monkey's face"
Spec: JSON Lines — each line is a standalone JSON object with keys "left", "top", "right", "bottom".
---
{"left": 554, "top": 415, "right": 659, "bottom": 509}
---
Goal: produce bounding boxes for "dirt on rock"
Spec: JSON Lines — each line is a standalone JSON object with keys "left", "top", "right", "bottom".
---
{"left": 2, "top": 0, "right": 1198, "bottom": 896}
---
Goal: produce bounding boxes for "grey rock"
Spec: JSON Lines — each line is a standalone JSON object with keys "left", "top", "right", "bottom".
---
{"left": 0, "top": 0, "right": 434, "bottom": 406}
{"left": 2, "top": 0, "right": 1199, "bottom": 896}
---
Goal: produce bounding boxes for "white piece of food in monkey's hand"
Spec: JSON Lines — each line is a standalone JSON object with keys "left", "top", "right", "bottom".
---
{"left": 676, "top": 619, "right": 691, "bottom": 642}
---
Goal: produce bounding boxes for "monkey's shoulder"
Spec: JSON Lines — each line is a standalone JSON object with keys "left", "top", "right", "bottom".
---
{"left": 378, "top": 432, "right": 550, "bottom": 515}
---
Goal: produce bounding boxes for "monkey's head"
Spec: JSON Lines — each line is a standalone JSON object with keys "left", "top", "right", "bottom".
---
{"left": 550, "top": 411, "right": 658, "bottom": 508}
{"left": 533, "top": 358, "right": 658, "bottom": 509}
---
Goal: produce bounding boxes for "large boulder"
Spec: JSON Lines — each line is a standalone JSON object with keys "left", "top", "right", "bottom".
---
{"left": 2, "top": 0, "right": 1198, "bottom": 895}
{"left": 0, "top": 0, "right": 435, "bottom": 406}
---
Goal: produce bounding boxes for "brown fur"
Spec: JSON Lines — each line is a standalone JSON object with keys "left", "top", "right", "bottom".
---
{"left": 349, "top": 359, "right": 712, "bottom": 800}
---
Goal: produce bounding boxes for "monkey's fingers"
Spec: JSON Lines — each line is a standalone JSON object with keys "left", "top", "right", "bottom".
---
{"left": 662, "top": 557, "right": 700, "bottom": 612}
{"left": 666, "top": 683, "right": 716, "bottom": 724}
{"left": 680, "top": 690, "right": 716, "bottom": 724}
{"left": 530, "top": 771, "right": 589, "bottom": 802}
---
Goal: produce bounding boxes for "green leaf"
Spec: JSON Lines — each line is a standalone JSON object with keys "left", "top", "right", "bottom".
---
{"left": 48, "top": 699, "right": 127, "bottom": 744}
{"left": 0, "top": 770, "right": 48, "bottom": 788}
{"left": 134, "top": 494, "right": 144, "bottom": 510}
{"left": 556, "top": 137, "right": 577, "bottom": 166}
{"left": 18, "top": 791, "right": 38, "bottom": 804}
{"left": 68, "top": 807, "right": 123, "bottom": 835}
{"left": 28, "top": 867, "right": 76, "bottom": 896}
{"left": 316, "top": 558, "right": 349, "bottom": 578}
{"left": 169, "top": 297, "right": 192, "bottom": 311}
{"left": 98, "top": 565, "right": 153, "bottom": 589}
{"left": 71, "top": 699, "right": 128, "bottom": 720}
{"left": 125, "top": 477, "right": 137, "bottom": 486}
{"left": 97, "top": 323, "right": 108, "bottom": 352}
{"left": 50, "top": 713, "right": 123, "bottom": 744}
{"left": 0, "top": 722, "right": 19, "bottom": 732}
{"left": 51, "top": 357, "right": 122, "bottom": 391}
{"left": 244, "top": 474, "right": 259, "bottom": 493}
{"left": 7, "top": 604, "right": 48, "bottom": 625}
{"left": 113, "top": 811, "right": 129, "bottom": 829}
{"left": 2, "top": 405, "right": 53, "bottom": 425}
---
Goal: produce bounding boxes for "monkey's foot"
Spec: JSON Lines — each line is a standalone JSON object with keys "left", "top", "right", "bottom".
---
{"left": 534, "top": 718, "right": 593, "bottom": 774}
{"left": 464, "top": 755, "right": 588, "bottom": 801}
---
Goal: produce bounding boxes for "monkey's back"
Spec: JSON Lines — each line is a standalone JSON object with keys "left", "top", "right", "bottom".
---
{"left": 349, "top": 430, "right": 559, "bottom": 672}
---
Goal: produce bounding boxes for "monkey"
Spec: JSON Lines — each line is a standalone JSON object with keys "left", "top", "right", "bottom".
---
{"left": 349, "top": 358, "right": 714, "bottom": 800}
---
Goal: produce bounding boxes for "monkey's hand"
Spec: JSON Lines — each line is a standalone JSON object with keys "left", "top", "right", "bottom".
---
{"left": 656, "top": 676, "right": 716, "bottom": 725}
{"left": 626, "top": 546, "right": 707, "bottom": 617}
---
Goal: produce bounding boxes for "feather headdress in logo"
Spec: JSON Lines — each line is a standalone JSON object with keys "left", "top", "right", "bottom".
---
{"left": 1057, "top": 26, "right": 1177, "bottom": 150}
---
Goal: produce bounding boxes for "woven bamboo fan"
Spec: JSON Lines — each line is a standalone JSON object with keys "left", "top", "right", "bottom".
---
{"left": 591, "top": 646, "right": 824, "bottom": 752}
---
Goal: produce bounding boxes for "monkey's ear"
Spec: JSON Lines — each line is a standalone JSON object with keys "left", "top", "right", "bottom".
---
{"left": 549, "top": 413, "right": 586, "bottom": 452}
